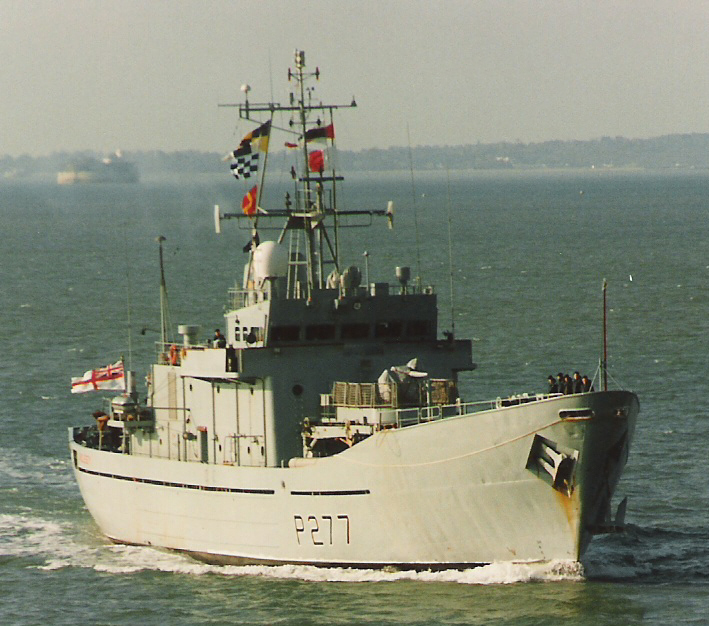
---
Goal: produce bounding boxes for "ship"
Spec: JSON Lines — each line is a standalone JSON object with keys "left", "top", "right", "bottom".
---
{"left": 69, "top": 51, "right": 638, "bottom": 569}
{"left": 57, "top": 151, "right": 139, "bottom": 184}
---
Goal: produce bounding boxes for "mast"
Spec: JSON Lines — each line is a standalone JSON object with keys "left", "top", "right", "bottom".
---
{"left": 156, "top": 235, "right": 171, "bottom": 348}
{"left": 218, "top": 50, "right": 389, "bottom": 299}
{"left": 294, "top": 50, "right": 318, "bottom": 294}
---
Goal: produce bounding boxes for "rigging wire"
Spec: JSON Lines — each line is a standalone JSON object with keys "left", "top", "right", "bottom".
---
{"left": 124, "top": 222, "right": 133, "bottom": 372}
{"left": 406, "top": 124, "right": 422, "bottom": 286}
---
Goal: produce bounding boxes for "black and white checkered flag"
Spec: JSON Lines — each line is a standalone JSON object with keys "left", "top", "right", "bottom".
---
{"left": 228, "top": 120, "right": 271, "bottom": 180}
{"left": 230, "top": 150, "right": 259, "bottom": 179}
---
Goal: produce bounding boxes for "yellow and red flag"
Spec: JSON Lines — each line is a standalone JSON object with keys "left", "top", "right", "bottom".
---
{"left": 242, "top": 185, "right": 258, "bottom": 216}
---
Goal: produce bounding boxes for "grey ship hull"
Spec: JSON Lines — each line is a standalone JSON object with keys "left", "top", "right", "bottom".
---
{"left": 70, "top": 390, "right": 637, "bottom": 568}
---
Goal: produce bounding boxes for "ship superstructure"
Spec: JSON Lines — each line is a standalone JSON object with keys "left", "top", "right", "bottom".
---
{"left": 57, "top": 151, "right": 139, "bottom": 184}
{"left": 69, "top": 51, "right": 638, "bottom": 568}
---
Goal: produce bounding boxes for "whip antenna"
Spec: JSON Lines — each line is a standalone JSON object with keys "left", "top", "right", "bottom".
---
{"left": 156, "top": 235, "right": 172, "bottom": 349}
{"left": 445, "top": 166, "right": 456, "bottom": 338}
{"left": 602, "top": 278, "right": 608, "bottom": 391}
{"left": 124, "top": 224, "right": 133, "bottom": 371}
{"left": 407, "top": 124, "right": 422, "bottom": 286}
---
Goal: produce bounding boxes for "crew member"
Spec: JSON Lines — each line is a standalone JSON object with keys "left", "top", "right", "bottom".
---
{"left": 557, "top": 373, "right": 565, "bottom": 394}
{"left": 582, "top": 375, "right": 594, "bottom": 392}
{"left": 572, "top": 371, "right": 583, "bottom": 394}
{"left": 214, "top": 329, "right": 227, "bottom": 348}
{"left": 548, "top": 375, "right": 559, "bottom": 394}
{"left": 563, "top": 374, "right": 573, "bottom": 395}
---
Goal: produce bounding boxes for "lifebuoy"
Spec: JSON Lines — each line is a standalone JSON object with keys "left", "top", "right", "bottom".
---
{"left": 169, "top": 344, "right": 179, "bottom": 365}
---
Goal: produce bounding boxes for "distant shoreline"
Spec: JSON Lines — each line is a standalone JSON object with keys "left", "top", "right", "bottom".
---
{"left": 3, "top": 133, "right": 709, "bottom": 180}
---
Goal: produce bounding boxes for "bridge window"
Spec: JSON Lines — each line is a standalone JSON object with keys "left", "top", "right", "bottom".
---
{"left": 406, "top": 320, "right": 430, "bottom": 337}
{"left": 341, "top": 323, "right": 370, "bottom": 340}
{"left": 375, "top": 321, "right": 403, "bottom": 338}
{"left": 306, "top": 324, "right": 336, "bottom": 340}
{"left": 271, "top": 325, "right": 300, "bottom": 342}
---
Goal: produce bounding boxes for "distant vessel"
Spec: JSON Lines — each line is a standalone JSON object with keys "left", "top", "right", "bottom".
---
{"left": 69, "top": 51, "right": 638, "bottom": 569}
{"left": 57, "top": 151, "right": 138, "bottom": 184}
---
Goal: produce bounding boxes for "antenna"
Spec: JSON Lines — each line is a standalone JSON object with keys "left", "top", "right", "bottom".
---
{"left": 124, "top": 224, "right": 133, "bottom": 371}
{"left": 156, "top": 235, "right": 172, "bottom": 349}
{"left": 445, "top": 167, "right": 456, "bottom": 338}
{"left": 602, "top": 278, "right": 608, "bottom": 391}
{"left": 406, "top": 124, "right": 422, "bottom": 286}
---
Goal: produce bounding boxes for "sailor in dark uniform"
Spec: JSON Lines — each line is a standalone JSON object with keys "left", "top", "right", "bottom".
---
{"left": 563, "top": 374, "right": 573, "bottom": 395}
{"left": 557, "top": 373, "right": 565, "bottom": 394}
{"left": 572, "top": 371, "right": 584, "bottom": 394}
{"left": 582, "top": 375, "right": 594, "bottom": 392}
{"left": 548, "top": 375, "right": 559, "bottom": 394}
{"left": 214, "top": 329, "right": 227, "bottom": 348}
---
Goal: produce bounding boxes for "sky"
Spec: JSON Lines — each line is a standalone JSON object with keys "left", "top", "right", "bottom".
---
{"left": 2, "top": 0, "right": 709, "bottom": 156}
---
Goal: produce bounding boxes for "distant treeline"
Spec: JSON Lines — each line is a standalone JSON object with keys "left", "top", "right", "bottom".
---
{"left": 4, "top": 133, "right": 709, "bottom": 178}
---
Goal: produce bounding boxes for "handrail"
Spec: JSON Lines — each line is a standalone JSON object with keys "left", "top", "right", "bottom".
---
{"left": 227, "top": 281, "right": 436, "bottom": 308}
{"left": 392, "top": 393, "right": 560, "bottom": 429}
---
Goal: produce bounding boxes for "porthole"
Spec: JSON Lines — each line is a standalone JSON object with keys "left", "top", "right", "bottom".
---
{"left": 292, "top": 384, "right": 304, "bottom": 397}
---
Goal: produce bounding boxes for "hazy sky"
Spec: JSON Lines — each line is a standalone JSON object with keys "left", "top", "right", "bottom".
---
{"left": 2, "top": 1, "right": 708, "bottom": 156}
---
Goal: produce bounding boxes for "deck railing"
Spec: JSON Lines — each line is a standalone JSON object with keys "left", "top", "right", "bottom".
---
{"left": 393, "top": 393, "right": 558, "bottom": 428}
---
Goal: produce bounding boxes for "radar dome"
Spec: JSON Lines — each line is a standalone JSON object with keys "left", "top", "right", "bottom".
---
{"left": 252, "top": 241, "right": 288, "bottom": 282}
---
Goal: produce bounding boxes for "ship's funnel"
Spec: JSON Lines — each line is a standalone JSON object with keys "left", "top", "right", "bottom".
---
{"left": 178, "top": 324, "right": 200, "bottom": 347}
{"left": 396, "top": 266, "right": 410, "bottom": 293}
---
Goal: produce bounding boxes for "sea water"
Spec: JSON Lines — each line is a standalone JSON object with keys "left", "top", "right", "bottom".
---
{"left": 1, "top": 170, "right": 708, "bottom": 625}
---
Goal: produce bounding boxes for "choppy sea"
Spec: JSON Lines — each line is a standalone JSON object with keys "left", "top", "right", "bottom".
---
{"left": 1, "top": 169, "right": 708, "bottom": 625}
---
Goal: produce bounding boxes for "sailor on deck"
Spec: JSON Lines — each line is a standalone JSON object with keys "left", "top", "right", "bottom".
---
{"left": 548, "top": 375, "right": 559, "bottom": 394}
{"left": 573, "top": 371, "right": 584, "bottom": 394}
{"left": 214, "top": 329, "right": 227, "bottom": 348}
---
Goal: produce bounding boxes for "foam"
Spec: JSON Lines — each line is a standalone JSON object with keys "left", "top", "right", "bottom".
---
{"left": 3, "top": 494, "right": 584, "bottom": 585}
{"left": 0, "top": 513, "right": 69, "bottom": 559}
{"left": 0, "top": 451, "right": 73, "bottom": 490}
{"left": 2, "top": 508, "right": 585, "bottom": 583}
{"left": 91, "top": 547, "right": 584, "bottom": 584}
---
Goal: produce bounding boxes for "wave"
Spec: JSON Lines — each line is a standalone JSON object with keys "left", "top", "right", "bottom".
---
{"left": 6, "top": 495, "right": 707, "bottom": 585}
{"left": 583, "top": 523, "right": 709, "bottom": 582}
{"left": 96, "top": 548, "right": 586, "bottom": 584}
{"left": 56, "top": 540, "right": 587, "bottom": 584}
{"left": 93, "top": 550, "right": 585, "bottom": 584}
{"left": 2, "top": 511, "right": 584, "bottom": 584}
{"left": 0, "top": 450, "right": 73, "bottom": 491}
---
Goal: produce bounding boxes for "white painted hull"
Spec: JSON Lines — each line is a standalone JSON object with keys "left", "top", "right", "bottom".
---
{"left": 70, "top": 391, "right": 637, "bottom": 568}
